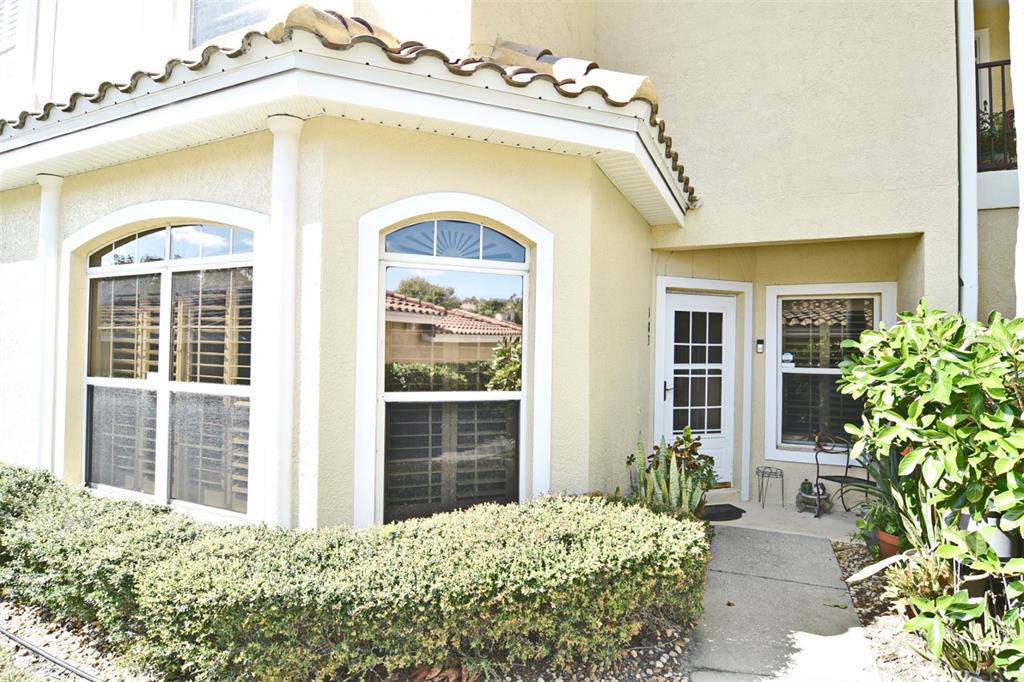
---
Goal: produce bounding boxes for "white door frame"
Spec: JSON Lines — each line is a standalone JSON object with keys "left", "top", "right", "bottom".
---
{"left": 654, "top": 276, "right": 753, "bottom": 501}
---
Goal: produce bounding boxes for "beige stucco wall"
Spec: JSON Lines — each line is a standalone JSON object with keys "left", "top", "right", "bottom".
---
{"left": 979, "top": 207, "right": 1019, "bottom": 318}
{"left": 655, "top": 236, "right": 919, "bottom": 492}
{"left": 595, "top": 1, "right": 960, "bottom": 309}
{"left": 587, "top": 166, "right": 654, "bottom": 494}
{"left": 0, "top": 185, "right": 42, "bottom": 469}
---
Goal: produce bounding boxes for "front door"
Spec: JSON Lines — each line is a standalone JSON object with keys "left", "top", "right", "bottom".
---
{"left": 661, "top": 293, "right": 735, "bottom": 485}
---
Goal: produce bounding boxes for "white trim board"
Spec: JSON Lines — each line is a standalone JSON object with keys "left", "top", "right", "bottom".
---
{"left": 354, "top": 192, "right": 554, "bottom": 528}
{"left": 978, "top": 169, "right": 1020, "bottom": 209}
{"left": 654, "top": 277, "right": 753, "bottom": 501}
{"left": 763, "top": 282, "right": 897, "bottom": 467}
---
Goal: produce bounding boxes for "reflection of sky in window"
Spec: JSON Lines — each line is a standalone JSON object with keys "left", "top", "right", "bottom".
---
{"left": 385, "top": 267, "right": 522, "bottom": 300}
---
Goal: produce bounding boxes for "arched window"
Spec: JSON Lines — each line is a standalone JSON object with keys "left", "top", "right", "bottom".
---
{"left": 85, "top": 224, "right": 253, "bottom": 514}
{"left": 380, "top": 219, "right": 527, "bottom": 522}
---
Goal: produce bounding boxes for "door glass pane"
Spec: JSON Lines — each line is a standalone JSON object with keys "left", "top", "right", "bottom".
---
{"left": 384, "top": 221, "right": 434, "bottom": 256}
{"left": 692, "top": 312, "right": 707, "bottom": 344}
{"left": 169, "top": 392, "right": 249, "bottom": 513}
{"left": 673, "top": 368, "right": 723, "bottom": 435}
{"left": 171, "top": 267, "right": 254, "bottom": 385}
{"left": 87, "top": 386, "right": 157, "bottom": 494}
{"left": 708, "top": 312, "right": 723, "bottom": 343}
{"left": 89, "top": 275, "right": 161, "bottom": 379}
{"left": 781, "top": 298, "right": 874, "bottom": 368}
{"left": 482, "top": 227, "right": 526, "bottom": 263}
{"left": 435, "top": 220, "right": 480, "bottom": 259}
{"left": 384, "top": 267, "right": 523, "bottom": 392}
{"left": 781, "top": 373, "right": 864, "bottom": 445}
{"left": 384, "top": 401, "right": 519, "bottom": 522}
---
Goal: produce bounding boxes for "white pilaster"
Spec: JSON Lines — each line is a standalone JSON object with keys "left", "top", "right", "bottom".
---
{"left": 957, "top": 0, "right": 979, "bottom": 321}
{"left": 254, "top": 114, "right": 304, "bottom": 527}
{"left": 36, "top": 173, "right": 63, "bottom": 473}
{"left": 1010, "top": 0, "right": 1024, "bottom": 316}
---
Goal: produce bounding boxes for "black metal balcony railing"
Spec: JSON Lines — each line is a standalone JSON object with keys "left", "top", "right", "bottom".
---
{"left": 977, "top": 59, "right": 1017, "bottom": 172}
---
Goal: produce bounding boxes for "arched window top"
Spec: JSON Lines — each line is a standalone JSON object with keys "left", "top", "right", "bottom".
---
{"left": 384, "top": 220, "right": 526, "bottom": 264}
{"left": 88, "top": 223, "right": 253, "bottom": 268}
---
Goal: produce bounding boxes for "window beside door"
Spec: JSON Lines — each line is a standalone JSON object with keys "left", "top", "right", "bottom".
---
{"left": 764, "top": 283, "right": 895, "bottom": 464}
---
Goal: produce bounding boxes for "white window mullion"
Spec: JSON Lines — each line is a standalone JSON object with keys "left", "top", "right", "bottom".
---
{"left": 153, "top": 270, "right": 173, "bottom": 505}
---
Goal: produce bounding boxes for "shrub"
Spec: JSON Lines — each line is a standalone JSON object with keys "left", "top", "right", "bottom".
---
{"left": 0, "top": 464, "right": 710, "bottom": 680}
{"left": 0, "top": 480, "right": 203, "bottom": 648}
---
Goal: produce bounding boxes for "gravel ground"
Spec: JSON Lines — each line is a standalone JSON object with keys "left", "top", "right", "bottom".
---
{"left": 832, "top": 542, "right": 951, "bottom": 682}
{"left": 0, "top": 600, "right": 151, "bottom": 682}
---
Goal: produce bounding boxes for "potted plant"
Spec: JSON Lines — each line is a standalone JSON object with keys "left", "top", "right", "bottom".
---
{"left": 858, "top": 498, "right": 903, "bottom": 559}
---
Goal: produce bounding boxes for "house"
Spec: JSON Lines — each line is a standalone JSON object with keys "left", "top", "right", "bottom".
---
{"left": 0, "top": 1, "right": 1017, "bottom": 528}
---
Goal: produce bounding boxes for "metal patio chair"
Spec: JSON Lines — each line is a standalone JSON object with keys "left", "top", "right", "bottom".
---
{"left": 813, "top": 431, "right": 876, "bottom": 518}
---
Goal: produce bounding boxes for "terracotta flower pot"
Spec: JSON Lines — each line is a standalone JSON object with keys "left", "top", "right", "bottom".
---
{"left": 876, "top": 529, "right": 901, "bottom": 559}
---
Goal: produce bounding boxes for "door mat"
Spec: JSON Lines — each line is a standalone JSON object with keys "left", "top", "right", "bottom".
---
{"left": 702, "top": 504, "right": 745, "bottom": 522}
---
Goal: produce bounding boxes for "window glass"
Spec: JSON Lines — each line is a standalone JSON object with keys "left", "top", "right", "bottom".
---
{"left": 190, "top": 0, "right": 272, "bottom": 48}
{"left": 89, "top": 275, "right": 161, "bottom": 379}
{"left": 435, "top": 220, "right": 480, "bottom": 259}
{"left": 231, "top": 228, "right": 254, "bottom": 255}
{"left": 170, "top": 225, "right": 203, "bottom": 260}
{"left": 384, "top": 401, "right": 518, "bottom": 522}
{"left": 384, "top": 267, "right": 523, "bottom": 392}
{"left": 482, "top": 227, "right": 526, "bottom": 263}
{"left": 87, "top": 386, "right": 157, "bottom": 494}
{"left": 384, "top": 221, "right": 434, "bottom": 256}
{"left": 136, "top": 228, "right": 167, "bottom": 263}
{"left": 781, "top": 298, "right": 873, "bottom": 368}
{"left": 201, "top": 225, "right": 232, "bottom": 258}
{"left": 109, "top": 235, "right": 136, "bottom": 266}
{"left": 781, "top": 374, "right": 865, "bottom": 445}
{"left": 171, "top": 267, "right": 253, "bottom": 385}
{"left": 169, "top": 392, "right": 249, "bottom": 513}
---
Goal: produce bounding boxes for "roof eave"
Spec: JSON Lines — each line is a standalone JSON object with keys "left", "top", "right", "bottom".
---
{"left": 0, "top": 33, "right": 687, "bottom": 225}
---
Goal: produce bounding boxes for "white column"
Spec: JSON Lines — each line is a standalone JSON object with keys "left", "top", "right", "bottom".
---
{"left": 1010, "top": 0, "right": 1024, "bottom": 316}
{"left": 957, "top": 0, "right": 979, "bottom": 321}
{"left": 36, "top": 174, "right": 63, "bottom": 473}
{"left": 255, "top": 114, "right": 304, "bottom": 527}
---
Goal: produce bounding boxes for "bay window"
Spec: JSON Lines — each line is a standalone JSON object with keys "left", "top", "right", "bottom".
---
{"left": 380, "top": 219, "right": 526, "bottom": 522}
{"left": 85, "top": 224, "right": 253, "bottom": 514}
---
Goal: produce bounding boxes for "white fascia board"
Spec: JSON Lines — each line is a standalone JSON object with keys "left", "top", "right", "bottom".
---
{"left": 0, "top": 36, "right": 687, "bottom": 224}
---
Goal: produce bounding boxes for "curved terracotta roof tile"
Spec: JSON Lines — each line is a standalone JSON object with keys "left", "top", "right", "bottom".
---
{"left": 0, "top": 3, "right": 696, "bottom": 204}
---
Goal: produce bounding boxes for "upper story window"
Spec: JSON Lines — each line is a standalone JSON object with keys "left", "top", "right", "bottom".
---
{"left": 380, "top": 220, "right": 527, "bottom": 522}
{"left": 86, "top": 224, "right": 253, "bottom": 515}
{"left": 0, "top": 0, "right": 18, "bottom": 54}
{"left": 190, "top": 0, "right": 273, "bottom": 48}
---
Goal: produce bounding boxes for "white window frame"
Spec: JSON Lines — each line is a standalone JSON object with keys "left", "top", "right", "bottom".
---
{"left": 354, "top": 193, "right": 554, "bottom": 528}
{"left": 378, "top": 222, "right": 529, "bottom": 521}
{"left": 83, "top": 223, "right": 253, "bottom": 524}
{"left": 763, "top": 282, "right": 896, "bottom": 466}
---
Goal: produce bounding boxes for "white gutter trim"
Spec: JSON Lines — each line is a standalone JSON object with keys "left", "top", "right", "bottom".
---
{"left": 36, "top": 173, "right": 63, "bottom": 474}
{"left": 1011, "top": 0, "right": 1024, "bottom": 316}
{"left": 957, "top": 0, "right": 979, "bottom": 321}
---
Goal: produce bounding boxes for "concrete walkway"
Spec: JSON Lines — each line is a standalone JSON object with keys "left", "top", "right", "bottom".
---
{"left": 685, "top": 526, "right": 879, "bottom": 682}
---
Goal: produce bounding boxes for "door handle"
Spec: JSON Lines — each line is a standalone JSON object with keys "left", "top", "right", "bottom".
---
{"left": 663, "top": 380, "right": 674, "bottom": 401}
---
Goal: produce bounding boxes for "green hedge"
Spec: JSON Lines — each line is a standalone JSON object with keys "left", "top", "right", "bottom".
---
{"left": 0, "top": 464, "right": 710, "bottom": 680}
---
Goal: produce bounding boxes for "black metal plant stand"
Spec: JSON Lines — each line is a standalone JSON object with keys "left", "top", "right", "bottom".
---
{"left": 755, "top": 466, "right": 784, "bottom": 509}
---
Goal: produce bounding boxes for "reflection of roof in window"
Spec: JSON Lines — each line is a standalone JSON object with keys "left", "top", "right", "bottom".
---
{"left": 386, "top": 291, "right": 521, "bottom": 336}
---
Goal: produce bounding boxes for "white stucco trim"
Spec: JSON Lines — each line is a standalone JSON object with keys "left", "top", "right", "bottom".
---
{"left": 653, "top": 277, "right": 753, "bottom": 502}
{"left": 978, "top": 169, "right": 1020, "bottom": 209}
{"left": 957, "top": 0, "right": 979, "bottom": 321}
{"left": 52, "top": 200, "right": 269, "bottom": 518}
{"left": 36, "top": 174, "right": 63, "bottom": 473}
{"left": 763, "top": 282, "right": 897, "bottom": 467}
{"left": 354, "top": 192, "right": 553, "bottom": 528}
{"left": 298, "top": 220, "right": 322, "bottom": 530}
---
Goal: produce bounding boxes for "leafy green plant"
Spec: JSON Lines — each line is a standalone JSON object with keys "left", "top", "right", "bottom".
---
{"left": 384, "top": 362, "right": 469, "bottom": 391}
{"left": 628, "top": 428, "right": 717, "bottom": 515}
{"left": 839, "top": 301, "right": 1024, "bottom": 678}
{"left": 0, "top": 464, "right": 711, "bottom": 680}
{"left": 486, "top": 336, "right": 522, "bottom": 391}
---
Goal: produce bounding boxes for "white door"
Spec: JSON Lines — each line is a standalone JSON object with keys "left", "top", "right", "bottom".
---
{"left": 661, "top": 293, "right": 735, "bottom": 485}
